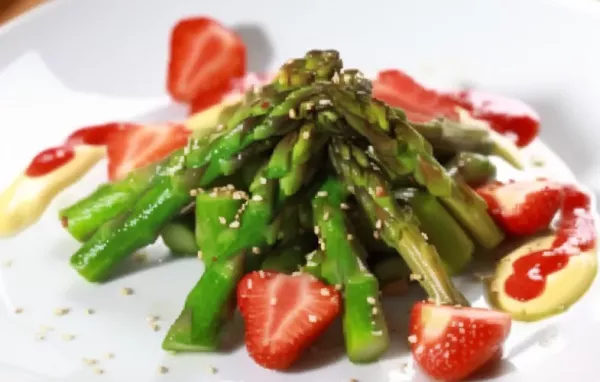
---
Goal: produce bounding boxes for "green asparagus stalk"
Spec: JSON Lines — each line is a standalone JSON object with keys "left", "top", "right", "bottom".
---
{"left": 397, "top": 188, "right": 474, "bottom": 275}
{"left": 260, "top": 234, "right": 315, "bottom": 274}
{"left": 445, "top": 151, "right": 497, "bottom": 187}
{"left": 313, "top": 177, "right": 389, "bottom": 363}
{"left": 162, "top": 253, "right": 244, "bottom": 352}
{"left": 329, "top": 139, "right": 468, "bottom": 306}
{"left": 160, "top": 213, "right": 198, "bottom": 256}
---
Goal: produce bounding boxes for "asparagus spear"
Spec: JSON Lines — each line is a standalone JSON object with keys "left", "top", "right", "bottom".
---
{"left": 326, "top": 85, "right": 504, "bottom": 249}
{"left": 396, "top": 188, "right": 474, "bottom": 275}
{"left": 329, "top": 139, "right": 468, "bottom": 306}
{"left": 313, "top": 177, "right": 389, "bottom": 363}
{"left": 160, "top": 213, "right": 198, "bottom": 256}
{"left": 260, "top": 234, "right": 315, "bottom": 274}
{"left": 445, "top": 151, "right": 497, "bottom": 187}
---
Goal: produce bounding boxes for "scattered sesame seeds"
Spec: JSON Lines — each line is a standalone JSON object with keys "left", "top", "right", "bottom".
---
{"left": 270, "top": 297, "right": 277, "bottom": 306}
{"left": 335, "top": 284, "right": 342, "bottom": 291}
{"left": 189, "top": 189, "right": 198, "bottom": 197}
{"left": 317, "top": 191, "right": 328, "bottom": 197}
{"left": 320, "top": 288, "right": 330, "bottom": 297}
{"left": 93, "top": 367, "right": 104, "bottom": 375}
{"left": 197, "top": 250, "right": 203, "bottom": 260}
{"left": 366, "top": 296, "right": 376, "bottom": 305}
{"left": 85, "top": 308, "right": 95, "bottom": 315}
{"left": 247, "top": 279, "right": 253, "bottom": 289}
{"left": 289, "top": 109, "right": 297, "bottom": 119}
{"left": 2, "top": 259, "right": 12, "bottom": 268}
{"left": 207, "top": 365, "right": 218, "bottom": 374}
{"left": 158, "top": 366, "right": 169, "bottom": 375}
{"left": 14, "top": 307, "right": 23, "bottom": 314}
{"left": 340, "top": 202, "right": 350, "bottom": 210}
{"left": 375, "top": 186, "right": 385, "bottom": 197}
{"left": 35, "top": 333, "right": 46, "bottom": 341}
{"left": 302, "top": 131, "right": 311, "bottom": 139}
{"left": 252, "top": 195, "right": 264, "bottom": 202}
{"left": 104, "top": 353, "right": 114, "bottom": 360}
{"left": 409, "top": 273, "right": 423, "bottom": 281}
{"left": 260, "top": 177, "right": 268, "bottom": 185}
{"left": 372, "top": 307, "right": 379, "bottom": 315}
{"left": 83, "top": 358, "right": 97, "bottom": 366}
{"left": 229, "top": 221, "right": 240, "bottom": 229}
{"left": 218, "top": 216, "right": 227, "bottom": 225}
{"left": 314, "top": 226, "right": 320, "bottom": 235}
{"left": 150, "top": 322, "right": 161, "bottom": 332}
{"left": 308, "top": 314, "right": 318, "bottom": 323}
{"left": 258, "top": 270, "right": 265, "bottom": 278}
{"left": 323, "top": 212, "right": 330, "bottom": 221}
{"left": 320, "top": 241, "right": 326, "bottom": 251}
{"left": 372, "top": 330, "right": 383, "bottom": 336}
{"left": 318, "top": 99, "right": 333, "bottom": 107}
{"left": 120, "top": 287, "right": 134, "bottom": 296}
{"left": 252, "top": 247, "right": 261, "bottom": 255}
{"left": 62, "top": 333, "right": 76, "bottom": 341}
{"left": 408, "top": 334, "right": 418, "bottom": 344}
{"left": 133, "top": 252, "right": 148, "bottom": 263}
{"left": 347, "top": 233, "right": 354, "bottom": 241}
{"left": 54, "top": 307, "right": 70, "bottom": 316}
{"left": 421, "top": 232, "right": 429, "bottom": 240}
{"left": 373, "top": 231, "right": 380, "bottom": 240}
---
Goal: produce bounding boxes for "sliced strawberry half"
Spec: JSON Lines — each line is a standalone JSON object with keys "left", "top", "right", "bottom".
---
{"left": 190, "top": 72, "right": 273, "bottom": 115}
{"left": 409, "top": 302, "right": 511, "bottom": 381}
{"left": 372, "top": 69, "right": 540, "bottom": 147}
{"left": 106, "top": 123, "right": 190, "bottom": 181}
{"left": 476, "top": 179, "right": 563, "bottom": 236}
{"left": 237, "top": 271, "right": 341, "bottom": 370}
{"left": 167, "top": 17, "right": 246, "bottom": 103}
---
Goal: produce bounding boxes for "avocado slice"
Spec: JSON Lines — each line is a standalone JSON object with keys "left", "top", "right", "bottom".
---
{"left": 487, "top": 235, "right": 597, "bottom": 322}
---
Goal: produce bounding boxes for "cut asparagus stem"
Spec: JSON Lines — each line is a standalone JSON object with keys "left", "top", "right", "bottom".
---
{"left": 160, "top": 216, "right": 198, "bottom": 256}
{"left": 70, "top": 150, "right": 204, "bottom": 282}
{"left": 329, "top": 140, "right": 468, "bottom": 306}
{"left": 445, "top": 151, "right": 497, "bottom": 187}
{"left": 397, "top": 188, "right": 474, "bottom": 275}
{"left": 162, "top": 254, "right": 244, "bottom": 352}
{"left": 313, "top": 177, "right": 389, "bottom": 363}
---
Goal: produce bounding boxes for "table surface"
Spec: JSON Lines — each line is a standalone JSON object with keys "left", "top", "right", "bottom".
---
{"left": 0, "top": 0, "right": 45, "bottom": 25}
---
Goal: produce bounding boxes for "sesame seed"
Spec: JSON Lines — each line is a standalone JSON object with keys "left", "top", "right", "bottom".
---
{"left": 347, "top": 233, "right": 354, "bottom": 240}
{"left": 320, "top": 241, "right": 326, "bottom": 251}
{"left": 93, "top": 367, "right": 104, "bottom": 375}
{"left": 133, "top": 252, "right": 147, "bottom": 263}
{"left": 372, "top": 307, "right": 379, "bottom": 315}
{"left": 229, "top": 221, "right": 240, "bottom": 229}
{"left": 85, "top": 308, "right": 95, "bottom": 315}
{"left": 216, "top": 124, "right": 225, "bottom": 132}
{"left": 318, "top": 99, "right": 333, "bottom": 107}
{"left": 35, "top": 333, "right": 46, "bottom": 341}
{"left": 54, "top": 307, "right": 70, "bottom": 316}
{"left": 197, "top": 250, "right": 203, "bottom": 260}
{"left": 270, "top": 297, "right": 277, "bottom": 306}
{"left": 323, "top": 212, "right": 330, "bottom": 221}
{"left": 150, "top": 323, "right": 161, "bottom": 332}
{"left": 320, "top": 288, "right": 330, "bottom": 296}
{"left": 83, "top": 358, "right": 97, "bottom": 366}
{"left": 302, "top": 131, "right": 311, "bottom": 139}
{"left": 289, "top": 109, "right": 297, "bottom": 119}
{"left": 247, "top": 279, "right": 253, "bottom": 289}
{"left": 308, "top": 314, "right": 318, "bottom": 323}
{"left": 260, "top": 177, "right": 267, "bottom": 185}
{"left": 158, "top": 366, "right": 169, "bottom": 375}
{"left": 252, "top": 247, "right": 261, "bottom": 255}
{"left": 218, "top": 216, "right": 227, "bottom": 225}
{"left": 340, "top": 203, "right": 350, "bottom": 210}
{"left": 189, "top": 189, "right": 198, "bottom": 196}
{"left": 314, "top": 226, "right": 320, "bottom": 235}
{"left": 335, "top": 284, "right": 342, "bottom": 291}
{"left": 375, "top": 186, "right": 385, "bottom": 197}
{"left": 373, "top": 231, "right": 380, "bottom": 240}
{"left": 258, "top": 270, "right": 265, "bottom": 278}
{"left": 372, "top": 330, "right": 383, "bottom": 336}
{"left": 104, "top": 353, "right": 114, "bottom": 360}
{"left": 409, "top": 273, "right": 423, "bottom": 281}
{"left": 62, "top": 333, "right": 76, "bottom": 341}
{"left": 317, "top": 191, "right": 328, "bottom": 197}
{"left": 14, "top": 307, "right": 23, "bottom": 314}
{"left": 120, "top": 287, "right": 134, "bottom": 296}
{"left": 421, "top": 232, "right": 429, "bottom": 240}
{"left": 366, "top": 296, "right": 376, "bottom": 305}
{"left": 39, "top": 325, "right": 54, "bottom": 332}
{"left": 207, "top": 365, "right": 217, "bottom": 374}
{"left": 252, "top": 195, "right": 264, "bottom": 202}
{"left": 408, "top": 334, "right": 418, "bottom": 343}
{"left": 375, "top": 219, "right": 382, "bottom": 229}
{"left": 350, "top": 379, "right": 359, "bottom": 382}
{"left": 292, "top": 271, "right": 301, "bottom": 276}
{"left": 209, "top": 191, "right": 217, "bottom": 198}
{"left": 2, "top": 259, "right": 12, "bottom": 268}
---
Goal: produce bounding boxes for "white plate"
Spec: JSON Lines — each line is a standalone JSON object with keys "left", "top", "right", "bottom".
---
{"left": 0, "top": 0, "right": 599, "bottom": 381}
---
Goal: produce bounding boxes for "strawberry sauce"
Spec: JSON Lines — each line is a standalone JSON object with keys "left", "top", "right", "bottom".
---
{"left": 25, "top": 123, "right": 127, "bottom": 177}
{"left": 504, "top": 185, "right": 596, "bottom": 301}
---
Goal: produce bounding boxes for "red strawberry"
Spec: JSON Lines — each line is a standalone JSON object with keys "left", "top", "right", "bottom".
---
{"left": 106, "top": 123, "right": 190, "bottom": 181}
{"left": 237, "top": 271, "right": 340, "bottom": 370}
{"left": 476, "top": 179, "right": 562, "bottom": 236}
{"left": 190, "top": 72, "right": 273, "bottom": 115}
{"left": 372, "top": 69, "right": 540, "bottom": 147}
{"left": 167, "top": 17, "right": 246, "bottom": 103}
{"left": 409, "top": 302, "right": 511, "bottom": 381}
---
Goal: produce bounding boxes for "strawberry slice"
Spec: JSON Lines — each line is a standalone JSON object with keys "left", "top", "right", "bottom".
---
{"left": 409, "top": 302, "right": 511, "bottom": 381}
{"left": 190, "top": 72, "right": 273, "bottom": 115}
{"left": 167, "top": 17, "right": 246, "bottom": 103}
{"left": 476, "top": 179, "right": 562, "bottom": 236}
{"left": 106, "top": 123, "right": 190, "bottom": 181}
{"left": 237, "top": 271, "right": 341, "bottom": 370}
{"left": 372, "top": 69, "right": 540, "bottom": 147}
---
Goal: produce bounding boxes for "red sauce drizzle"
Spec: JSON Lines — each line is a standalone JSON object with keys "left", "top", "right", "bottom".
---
{"left": 504, "top": 185, "right": 597, "bottom": 301}
{"left": 25, "top": 122, "right": 128, "bottom": 178}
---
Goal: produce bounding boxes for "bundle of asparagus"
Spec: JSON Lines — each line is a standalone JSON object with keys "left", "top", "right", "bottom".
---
{"left": 60, "top": 49, "right": 510, "bottom": 367}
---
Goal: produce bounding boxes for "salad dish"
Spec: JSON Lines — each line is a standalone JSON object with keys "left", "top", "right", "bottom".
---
{"left": 0, "top": 16, "right": 597, "bottom": 382}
